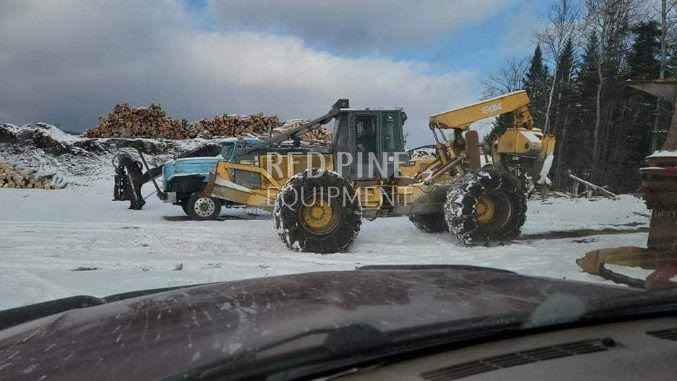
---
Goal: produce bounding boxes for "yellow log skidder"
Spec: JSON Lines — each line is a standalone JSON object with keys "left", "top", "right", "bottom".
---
{"left": 195, "top": 91, "right": 556, "bottom": 253}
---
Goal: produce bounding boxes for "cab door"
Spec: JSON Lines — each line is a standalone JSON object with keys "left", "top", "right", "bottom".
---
{"left": 332, "top": 113, "right": 354, "bottom": 178}
{"left": 333, "top": 111, "right": 402, "bottom": 180}
{"left": 378, "top": 111, "right": 406, "bottom": 178}
{"left": 353, "top": 113, "right": 379, "bottom": 179}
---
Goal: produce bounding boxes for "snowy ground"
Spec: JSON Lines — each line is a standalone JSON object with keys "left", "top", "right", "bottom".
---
{"left": 0, "top": 181, "right": 651, "bottom": 310}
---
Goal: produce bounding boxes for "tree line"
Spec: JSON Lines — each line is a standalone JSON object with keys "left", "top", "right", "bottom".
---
{"left": 484, "top": 0, "right": 676, "bottom": 193}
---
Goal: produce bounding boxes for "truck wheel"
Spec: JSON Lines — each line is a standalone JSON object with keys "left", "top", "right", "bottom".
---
{"left": 274, "top": 169, "right": 361, "bottom": 253}
{"left": 185, "top": 193, "right": 222, "bottom": 220}
{"left": 409, "top": 213, "right": 448, "bottom": 233}
{"left": 444, "top": 169, "right": 527, "bottom": 245}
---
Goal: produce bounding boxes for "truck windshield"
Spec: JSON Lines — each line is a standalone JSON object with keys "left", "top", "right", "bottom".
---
{"left": 221, "top": 142, "right": 236, "bottom": 161}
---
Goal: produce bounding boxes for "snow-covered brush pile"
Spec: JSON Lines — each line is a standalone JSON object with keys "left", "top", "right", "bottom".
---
{"left": 409, "top": 146, "right": 436, "bottom": 160}
{"left": 0, "top": 161, "right": 58, "bottom": 189}
{"left": 0, "top": 122, "right": 93, "bottom": 187}
{"left": 0, "top": 123, "right": 226, "bottom": 187}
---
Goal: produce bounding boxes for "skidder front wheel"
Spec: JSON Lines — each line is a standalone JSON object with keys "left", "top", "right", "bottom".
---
{"left": 444, "top": 169, "right": 527, "bottom": 245}
{"left": 409, "top": 213, "right": 448, "bottom": 233}
{"left": 274, "top": 169, "right": 361, "bottom": 253}
{"left": 186, "top": 193, "right": 222, "bottom": 220}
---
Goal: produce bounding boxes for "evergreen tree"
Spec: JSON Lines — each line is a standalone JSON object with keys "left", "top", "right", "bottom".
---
{"left": 557, "top": 40, "right": 576, "bottom": 86}
{"left": 551, "top": 39, "right": 577, "bottom": 134}
{"left": 627, "top": 21, "right": 661, "bottom": 79}
{"left": 484, "top": 113, "right": 513, "bottom": 151}
{"left": 567, "top": 31, "right": 600, "bottom": 180}
{"left": 604, "top": 21, "right": 661, "bottom": 192}
{"left": 578, "top": 32, "right": 600, "bottom": 103}
{"left": 551, "top": 39, "right": 577, "bottom": 186}
{"left": 524, "top": 45, "right": 550, "bottom": 131}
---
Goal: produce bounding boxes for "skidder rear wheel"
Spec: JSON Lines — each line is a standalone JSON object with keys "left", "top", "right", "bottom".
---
{"left": 409, "top": 213, "right": 448, "bottom": 233}
{"left": 274, "top": 169, "right": 361, "bottom": 253}
{"left": 444, "top": 169, "right": 527, "bottom": 245}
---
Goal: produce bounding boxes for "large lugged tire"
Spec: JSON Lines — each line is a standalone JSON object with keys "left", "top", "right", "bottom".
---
{"left": 274, "top": 169, "right": 362, "bottom": 253}
{"left": 483, "top": 164, "right": 534, "bottom": 198}
{"left": 409, "top": 213, "right": 448, "bottom": 233}
{"left": 444, "top": 169, "right": 527, "bottom": 245}
{"left": 185, "top": 193, "right": 222, "bottom": 220}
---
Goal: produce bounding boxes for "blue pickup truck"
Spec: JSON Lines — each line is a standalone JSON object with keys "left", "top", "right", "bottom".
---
{"left": 162, "top": 137, "right": 262, "bottom": 219}
{"left": 113, "top": 137, "right": 262, "bottom": 219}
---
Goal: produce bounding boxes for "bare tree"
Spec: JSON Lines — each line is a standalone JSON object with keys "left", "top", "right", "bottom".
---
{"left": 481, "top": 58, "right": 529, "bottom": 98}
{"left": 650, "top": 0, "right": 677, "bottom": 150}
{"left": 537, "top": 0, "right": 581, "bottom": 135}
{"left": 659, "top": 0, "right": 672, "bottom": 79}
{"left": 584, "top": 0, "right": 641, "bottom": 171}
{"left": 480, "top": 58, "right": 528, "bottom": 151}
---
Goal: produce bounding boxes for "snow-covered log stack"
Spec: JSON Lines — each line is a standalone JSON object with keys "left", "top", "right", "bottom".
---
{"left": 0, "top": 162, "right": 56, "bottom": 190}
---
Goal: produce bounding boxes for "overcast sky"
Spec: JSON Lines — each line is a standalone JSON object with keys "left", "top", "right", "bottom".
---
{"left": 0, "top": 0, "right": 550, "bottom": 146}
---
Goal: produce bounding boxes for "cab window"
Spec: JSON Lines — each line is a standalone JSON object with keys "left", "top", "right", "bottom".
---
{"left": 381, "top": 113, "right": 401, "bottom": 152}
{"left": 355, "top": 115, "right": 378, "bottom": 153}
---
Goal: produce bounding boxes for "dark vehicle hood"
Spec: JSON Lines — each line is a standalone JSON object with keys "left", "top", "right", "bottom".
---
{"left": 0, "top": 265, "right": 638, "bottom": 381}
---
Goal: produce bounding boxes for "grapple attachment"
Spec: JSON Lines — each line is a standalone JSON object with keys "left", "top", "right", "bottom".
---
{"left": 112, "top": 152, "right": 146, "bottom": 210}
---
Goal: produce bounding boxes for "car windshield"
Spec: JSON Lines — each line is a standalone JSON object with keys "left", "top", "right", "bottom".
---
{"left": 1, "top": 1, "right": 677, "bottom": 380}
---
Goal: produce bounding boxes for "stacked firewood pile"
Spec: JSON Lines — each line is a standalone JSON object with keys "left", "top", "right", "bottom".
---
{"left": 274, "top": 119, "right": 332, "bottom": 144}
{"left": 0, "top": 162, "right": 56, "bottom": 189}
{"left": 83, "top": 103, "right": 191, "bottom": 139}
{"left": 83, "top": 103, "right": 316, "bottom": 141}
{"left": 302, "top": 128, "right": 331, "bottom": 143}
{"left": 193, "top": 113, "right": 281, "bottom": 138}
{"left": 83, "top": 103, "right": 333, "bottom": 143}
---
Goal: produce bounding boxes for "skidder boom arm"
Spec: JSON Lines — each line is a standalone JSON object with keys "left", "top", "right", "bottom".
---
{"left": 429, "top": 91, "right": 532, "bottom": 130}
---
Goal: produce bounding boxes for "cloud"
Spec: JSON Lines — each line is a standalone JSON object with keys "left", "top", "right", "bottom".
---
{"left": 207, "top": 0, "right": 515, "bottom": 54}
{"left": 0, "top": 0, "right": 480, "bottom": 146}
